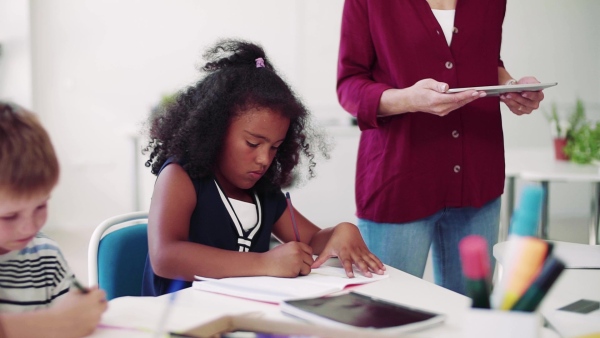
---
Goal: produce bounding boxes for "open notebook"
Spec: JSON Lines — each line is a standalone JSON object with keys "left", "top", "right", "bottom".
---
{"left": 192, "top": 263, "right": 388, "bottom": 304}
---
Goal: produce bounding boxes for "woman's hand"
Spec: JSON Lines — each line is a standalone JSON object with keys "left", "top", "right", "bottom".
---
{"left": 380, "top": 78, "right": 485, "bottom": 117}
{"left": 500, "top": 76, "right": 545, "bottom": 115}
{"left": 311, "top": 222, "right": 385, "bottom": 278}
{"left": 261, "top": 241, "right": 314, "bottom": 277}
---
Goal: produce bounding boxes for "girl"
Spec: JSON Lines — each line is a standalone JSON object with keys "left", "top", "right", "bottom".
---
{"left": 141, "top": 39, "right": 384, "bottom": 296}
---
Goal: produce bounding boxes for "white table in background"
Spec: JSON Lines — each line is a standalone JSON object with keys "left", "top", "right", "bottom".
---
{"left": 504, "top": 148, "right": 600, "bottom": 245}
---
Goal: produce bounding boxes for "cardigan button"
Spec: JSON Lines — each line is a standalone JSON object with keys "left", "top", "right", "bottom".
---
{"left": 454, "top": 165, "right": 461, "bottom": 173}
{"left": 445, "top": 61, "right": 453, "bottom": 69}
{"left": 453, "top": 27, "right": 459, "bottom": 34}
{"left": 452, "top": 130, "right": 459, "bottom": 138}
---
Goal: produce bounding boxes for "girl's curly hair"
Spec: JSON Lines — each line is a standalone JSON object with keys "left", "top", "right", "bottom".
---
{"left": 145, "top": 39, "right": 327, "bottom": 192}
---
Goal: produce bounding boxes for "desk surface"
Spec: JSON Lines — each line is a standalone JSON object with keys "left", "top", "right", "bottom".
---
{"left": 87, "top": 262, "right": 572, "bottom": 338}
{"left": 91, "top": 266, "right": 470, "bottom": 337}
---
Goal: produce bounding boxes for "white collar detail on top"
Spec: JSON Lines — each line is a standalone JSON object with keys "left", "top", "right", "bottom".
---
{"left": 214, "top": 180, "right": 262, "bottom": 252}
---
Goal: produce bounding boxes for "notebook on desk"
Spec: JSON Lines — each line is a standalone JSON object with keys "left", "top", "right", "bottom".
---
{"left": 192, "top": 264, "right": 389, "bottom": 304}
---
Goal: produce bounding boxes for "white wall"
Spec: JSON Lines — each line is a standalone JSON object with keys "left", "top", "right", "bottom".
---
{"left": 501, "top": 0, "right": 600, "bottom": 218}
{"left": 0, "top": 0, "right": 32, "bottom": 108}
{"left": 10, "top": 0, "right": 599, "bottom": 230}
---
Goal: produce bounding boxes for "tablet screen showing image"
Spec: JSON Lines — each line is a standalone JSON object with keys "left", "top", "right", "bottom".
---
{"left": 281, "top": 292, "right": 444, "bottom": 331}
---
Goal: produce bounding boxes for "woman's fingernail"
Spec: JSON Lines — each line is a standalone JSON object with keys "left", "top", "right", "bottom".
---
{"left": 506, "top": 94, "right": 512, "bottom": 99}
{"left": 479, "top": 92, "right": 487, "bottom": 97}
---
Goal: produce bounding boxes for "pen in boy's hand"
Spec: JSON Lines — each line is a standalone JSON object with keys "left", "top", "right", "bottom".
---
{"left": 285, "top": 192, "right": 301, "bottom": 242}
{"left": 70, "top": 276, "right": 89, "bottom": 294}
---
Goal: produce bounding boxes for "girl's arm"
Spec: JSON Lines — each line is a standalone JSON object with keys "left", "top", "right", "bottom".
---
{"left": 272, "top": 206, "right": 385, "bottom": 278}
{"left": 148, "top": 164, "right": 313, "bottom": 280}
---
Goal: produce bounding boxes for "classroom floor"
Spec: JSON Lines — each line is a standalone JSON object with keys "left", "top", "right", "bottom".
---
{"left": 46, "top": 216, "right": 591, "bottom": 287}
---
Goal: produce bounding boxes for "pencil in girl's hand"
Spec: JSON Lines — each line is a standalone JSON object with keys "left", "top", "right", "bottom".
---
{"left": 285, "top": 192, "right": 301, "bottom": 242}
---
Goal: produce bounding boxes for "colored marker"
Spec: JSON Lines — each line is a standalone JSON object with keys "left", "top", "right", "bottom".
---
{"left": 285, "top": 192, "right": 301, "bottom": 242}
{"left": 70, "top": 276, "right": 89, "bottom": 294}
{"left": 511, "top": 256, "right": 565, "bottom": 312}
{"left": 491, "top": 185, "right": 544, "bottom": 309}
{"left": 500, "top": 238, "right": 548, "bottom": 310}
{"left": 459, "top": 235, "right": 491, "bottom": 309}
{"left": 545, "top": 241, "right": 554, "bottom": 260}
{"left": 154, "top": 279, "right": 185, "bottom": 338}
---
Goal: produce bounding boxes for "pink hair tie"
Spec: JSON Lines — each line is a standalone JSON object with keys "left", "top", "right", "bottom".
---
{"left": 255, "top": 57, "right": 265, "bottom": 68}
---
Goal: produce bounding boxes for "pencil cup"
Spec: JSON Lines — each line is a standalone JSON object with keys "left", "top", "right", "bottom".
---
{"left": 463, "top": 308, "right": 541, "bottom": 338}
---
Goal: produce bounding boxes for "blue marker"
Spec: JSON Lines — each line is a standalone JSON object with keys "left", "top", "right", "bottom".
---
{"left": 491, "top": 185, "right": 544, "bottom": 309}
{"left": 154, "top": 279, "right": 185, "bottom": 338}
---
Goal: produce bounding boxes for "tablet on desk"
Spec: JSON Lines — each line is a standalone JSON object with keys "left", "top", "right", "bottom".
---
{"left": 280, "top": 292, "right": 445, "bottom": 334}
{"left": 447, "top": 82, "right": 557, "bottom": 96}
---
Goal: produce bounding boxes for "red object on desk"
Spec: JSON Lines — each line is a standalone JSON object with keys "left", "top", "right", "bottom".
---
{"left": 553, "top": 138, "right": 568, "bottom": 161}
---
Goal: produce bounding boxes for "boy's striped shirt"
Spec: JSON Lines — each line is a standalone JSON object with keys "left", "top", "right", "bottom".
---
{"left": 0, "top": 232, "right": 72, "bottom": 312}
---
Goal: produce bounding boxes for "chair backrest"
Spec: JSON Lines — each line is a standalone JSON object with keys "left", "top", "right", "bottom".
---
{"left": 87, "top": 211, "right": 149, "bottom": 300}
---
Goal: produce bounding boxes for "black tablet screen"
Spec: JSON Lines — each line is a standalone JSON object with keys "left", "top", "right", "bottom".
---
{"left": 285, "top": 292, "right": 438, "bottom": 328}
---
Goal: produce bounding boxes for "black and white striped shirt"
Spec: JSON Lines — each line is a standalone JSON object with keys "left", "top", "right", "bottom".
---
{"left": 0, "top": 232, "right": 72, "bottom": 312}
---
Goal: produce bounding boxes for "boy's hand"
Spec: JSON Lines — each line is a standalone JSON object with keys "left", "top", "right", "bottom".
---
{"left": 262, "top": 241, "right": 314, "bottom": 277}
{"left": 312, "top": 222, "right": 385, "bottom": 278}
{"left": 49, "top": 287, "right": 107, "bottom": 337}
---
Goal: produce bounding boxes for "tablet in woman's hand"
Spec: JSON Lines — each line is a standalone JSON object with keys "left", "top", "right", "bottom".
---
{"left": 447, "top": 82, "right": 557, "bottom": 96}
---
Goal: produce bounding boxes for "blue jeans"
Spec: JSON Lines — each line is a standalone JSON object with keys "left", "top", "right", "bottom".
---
{"left": 358, "top": 198, "right": 500, "bottom": 295}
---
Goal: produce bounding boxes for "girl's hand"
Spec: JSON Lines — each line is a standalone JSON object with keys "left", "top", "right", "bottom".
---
{"left": 262, "top": 241, "right": 314, "bottom": 277}
{"left": 500, "top": 76, "right": 544, "bottom": 115}
{"left": 48, "top": 287, "right": 107, "bottom": 338}
{"left": 311, "top": 222, "right": 385, "bottom": 278}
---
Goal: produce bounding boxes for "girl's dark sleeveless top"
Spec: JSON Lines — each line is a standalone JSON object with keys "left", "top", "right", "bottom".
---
{"left": 141, "top": 159, "right": 287, "bottom": 296}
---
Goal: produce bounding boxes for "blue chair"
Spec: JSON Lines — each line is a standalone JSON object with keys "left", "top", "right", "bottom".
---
{"left": 87, "top": 211, "right": 149, "bottom": 300}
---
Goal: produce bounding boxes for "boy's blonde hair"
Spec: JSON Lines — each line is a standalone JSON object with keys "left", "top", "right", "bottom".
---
{"left": 0, "top": 102, "right": 59, "bottom": 197}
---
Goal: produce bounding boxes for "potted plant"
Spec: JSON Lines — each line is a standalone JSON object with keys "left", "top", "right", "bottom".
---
{"left": 563, "top": 99, "right": 600, "bottom": 164}
{"left": 543, "top": 99, "right": 588, "bottom": 161}
{"left": 544, "top": 102, "right": 568, "bottom": 160}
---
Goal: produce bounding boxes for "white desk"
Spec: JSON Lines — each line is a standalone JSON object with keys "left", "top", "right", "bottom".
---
{"left": 89, "top": 266, "right": 470, "bottom": 338}
{"left": 88, "top": 264, "right": 566, "bottom": 338}
{"left": 505, "top": 148, "right": 600, "bottom": 245}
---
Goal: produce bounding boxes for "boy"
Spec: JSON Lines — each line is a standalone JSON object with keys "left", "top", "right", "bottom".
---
{"left": 0, "top": 102, "right": 106, "bottom": 337}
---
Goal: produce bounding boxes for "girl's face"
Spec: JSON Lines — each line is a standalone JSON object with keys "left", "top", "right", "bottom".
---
{"left": 215, "top": 106, "right": 290, "bottom": 198}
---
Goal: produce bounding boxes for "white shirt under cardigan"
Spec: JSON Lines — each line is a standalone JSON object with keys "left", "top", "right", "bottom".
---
{"left": 0, "top": 232, "right": 73, "bottom": 312}
{"left": 432, "top": 8, "right": 456, "bottom": 46}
